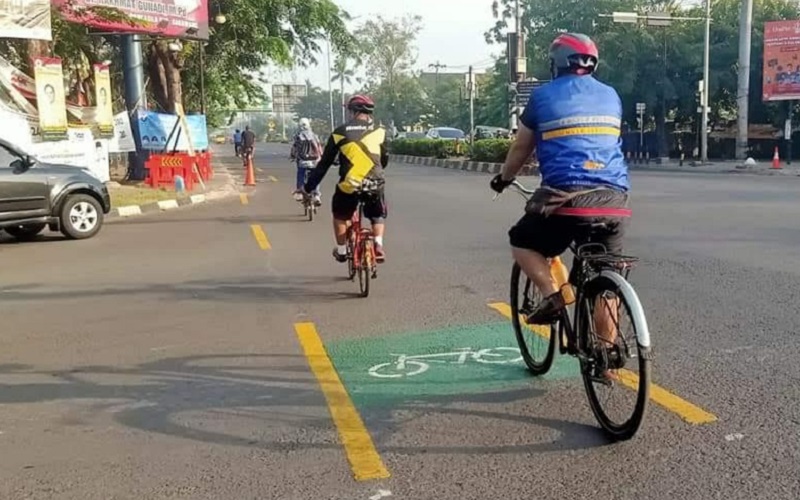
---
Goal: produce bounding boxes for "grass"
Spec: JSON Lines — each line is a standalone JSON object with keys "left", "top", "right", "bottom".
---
{"left": 109, "top": 185, "right": 188, "bottom": 209}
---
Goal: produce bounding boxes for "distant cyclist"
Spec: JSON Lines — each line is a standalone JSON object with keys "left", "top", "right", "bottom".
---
{"left": 241, "top": 125, "right": 256, "bottom": 163}
{"left": 290, "top": 117, "right": 323, "bottom": 205}
{"left": 233, "top": 129, "right": 242, "bottom": 156}
{"left": 303, "top": 95, "right": 389, "bottom": 262}
{"left": 490, "top": 33, "right": 630, "bottom": 341}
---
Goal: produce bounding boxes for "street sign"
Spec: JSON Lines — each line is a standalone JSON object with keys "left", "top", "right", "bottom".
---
{"left": 636, "top": 102, "right": 646, "bottom": 113}
{"left": 647, "top": 11, "right": 672, "bottom": 27}
{"left": 515, "top": 80, "right": 548, "bottom": 107}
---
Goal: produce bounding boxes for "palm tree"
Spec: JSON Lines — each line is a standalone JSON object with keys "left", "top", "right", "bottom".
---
{"left": 331, "top": 54, "right": 356, "bottom": 125}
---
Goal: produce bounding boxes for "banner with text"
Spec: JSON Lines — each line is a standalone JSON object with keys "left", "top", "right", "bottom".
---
{"left": 53, "top": 0, "right": 209, "bottom": 40}
{"left": 94, "top": 63, "right": 114, "bottom": 137}
{"left": 0, "top": 0, "right": 52, "bottom": 40}
{"left": 33, "top": 57, "right": 68, "bottom": 141}
{"left": 110, "top": 111, "right": 136, "bottom": 153}
{"left": 137, "top": 110, "right": 209, "bottom": 151}
{"left": 763, "top": 20, "right": 800, "bottom": 102}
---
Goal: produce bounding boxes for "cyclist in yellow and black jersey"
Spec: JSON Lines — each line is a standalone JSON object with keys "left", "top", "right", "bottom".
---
{"left": 304, "top": 95, "right": 389, "bottom": 262}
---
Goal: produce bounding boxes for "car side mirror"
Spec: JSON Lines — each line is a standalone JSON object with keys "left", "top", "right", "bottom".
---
{"left": 11, "top": 158, "right": 27, "bottom": 174}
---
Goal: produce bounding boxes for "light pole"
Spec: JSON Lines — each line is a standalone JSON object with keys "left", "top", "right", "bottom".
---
{"left": 603, "top": 9, "right": 711, "bottom": 162}
{"left": 326, "top": 37, "right": 334, "bottom": 132}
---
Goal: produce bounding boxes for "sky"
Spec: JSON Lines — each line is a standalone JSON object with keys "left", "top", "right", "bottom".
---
{"left": 278, "top": 0, "right": 503, "bottom": 91}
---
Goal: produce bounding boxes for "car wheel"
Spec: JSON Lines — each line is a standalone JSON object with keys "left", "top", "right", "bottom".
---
{"left": 4, "top": 223, "right": 46, "bottom": 241}
{"left": 60, "top": 194, "right": 103, "bottom": 240}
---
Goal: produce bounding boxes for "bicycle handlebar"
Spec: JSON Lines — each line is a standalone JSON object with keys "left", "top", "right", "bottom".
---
{"left": 492, "top": 179, "right": 535, "bottom": 201}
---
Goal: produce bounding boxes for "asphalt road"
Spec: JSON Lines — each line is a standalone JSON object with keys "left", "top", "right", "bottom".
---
{"left": 1, "top": 143, "right": 799, "bottom": 499}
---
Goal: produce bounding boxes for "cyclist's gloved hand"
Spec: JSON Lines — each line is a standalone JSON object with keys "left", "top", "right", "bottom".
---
{"left": 490, "top": 174, "right": 514, "bottom": 194}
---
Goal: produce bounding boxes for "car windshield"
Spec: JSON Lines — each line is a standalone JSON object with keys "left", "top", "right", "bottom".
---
{"left": 437, "top": 129, "right": 464, "bottom": 139}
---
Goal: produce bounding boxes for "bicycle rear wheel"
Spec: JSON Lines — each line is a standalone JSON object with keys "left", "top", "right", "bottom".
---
{"left": 358, "top": 239, "right": 372, "bottom": 297}
{"left": 578, "top": 273, "right": 651, "bottom": 441}
{"left": 346, "top": 230, "right": 356, "bottom": 280}
{"left": 510, "top": 263, "right": 556, "bottom": 375}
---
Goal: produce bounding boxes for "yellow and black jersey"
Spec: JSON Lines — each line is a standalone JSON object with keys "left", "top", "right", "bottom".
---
{"left": 304, "top": 119, "right": 389, "bottom": 194}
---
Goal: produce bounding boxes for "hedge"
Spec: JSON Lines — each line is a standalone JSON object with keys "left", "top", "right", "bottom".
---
{"left": 390, "top": 138, "right": 458, "bottom": 158}
{"left": 470, "top": 139, "right": 512, "bottom": 163}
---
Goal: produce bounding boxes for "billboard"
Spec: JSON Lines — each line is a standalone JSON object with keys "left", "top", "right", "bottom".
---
{"left": 52, "top": 0, "right": 209, "bottom": 40}
{"left": 763, "top": 20, "right": 800, "bottom": 102}
{"left": 94, "top": 63, "right": 114, "bottom": 137}
{"left": 33, "top": 57, "right": 69, "bottom": 141}
{"left": 272, "top": 84, "right": 307, "bottom": 113}
{"left": 136, "top": 110, "right": 209, "bottom": 151}
{"left": 0, "top": 0, "right": 51, "bottom": 40}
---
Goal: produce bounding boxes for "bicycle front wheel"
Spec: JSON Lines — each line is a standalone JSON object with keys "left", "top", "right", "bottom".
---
{"left": 578, "top": 273, "right": 651, "bottom": 441}
{"left": 358, "top": 239, "right": 372, "bottom": 297}
{"left": 510, "top": 263, "right": 556, "bottom": 375}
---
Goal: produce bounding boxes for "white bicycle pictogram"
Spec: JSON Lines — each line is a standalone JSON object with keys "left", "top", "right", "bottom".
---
{"left": 367, "top": 347, "right": 523, "bottom": 378}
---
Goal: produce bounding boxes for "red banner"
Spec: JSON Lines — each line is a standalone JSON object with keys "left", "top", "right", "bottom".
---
{"left": 763, "top": 20, "right": 800, "bottom": 102}
{"left": 53, "top": 0, "right": 208, "bottom": 40}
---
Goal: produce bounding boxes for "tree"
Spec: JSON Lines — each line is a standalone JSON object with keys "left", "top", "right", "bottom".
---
{"left": 294, "top": 83, "right": 342, "bottom": 136}
{"left": 160, "top": 0, "right": 355, "bottom": 121}
{"left": 355, "top": 15, "right": 423, "bottom": 127}
{"left": 332, "top": 53, "right": 357, "bottom": 125}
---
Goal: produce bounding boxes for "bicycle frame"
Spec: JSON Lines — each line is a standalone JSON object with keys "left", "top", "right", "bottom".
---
{"left": 347, "top": 195, "right": 375, "bottom": 271}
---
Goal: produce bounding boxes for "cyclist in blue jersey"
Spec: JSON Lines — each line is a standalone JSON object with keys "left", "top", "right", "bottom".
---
{"left": 491, "top": 33, "right": 630, "bottom": 329}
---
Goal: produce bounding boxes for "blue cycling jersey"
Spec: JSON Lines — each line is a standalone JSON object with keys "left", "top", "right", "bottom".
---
{"left": 519, "top": 74, "right": 629, "bottom": 192}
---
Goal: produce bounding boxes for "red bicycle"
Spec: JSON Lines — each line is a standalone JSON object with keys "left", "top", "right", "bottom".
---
{"left": 345, "top": 181, "right": 381, "bottom": 297}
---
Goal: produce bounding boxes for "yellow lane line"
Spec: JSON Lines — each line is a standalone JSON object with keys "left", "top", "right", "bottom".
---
{"left": 250, "top": 224, "right": 271, "bottom": 250}
{"left": 240, "top": 193, "right": 249, "bottom": 205}
{"left": 294, "top": 322, "right": 390, "bottom": 481}
{"left": 268, "top": 175, "right": 278, "bottom": 182}
{"left": 487, "top": 302, "right": 718, "bottom": 425}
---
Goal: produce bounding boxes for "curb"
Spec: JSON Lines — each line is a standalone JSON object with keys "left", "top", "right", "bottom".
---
{"left": 107, "top": 166, "right": 238, "bottom": 219}
{"left": 389, "top": 154, "right": 539, "bottom": 176}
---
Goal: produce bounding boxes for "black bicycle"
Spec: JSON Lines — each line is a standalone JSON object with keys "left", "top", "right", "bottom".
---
{"left": 500, "top": 180, "right": 652, "bottom": 441}
{"left": 299, "top": 168, "right": 319, "bottom": 222}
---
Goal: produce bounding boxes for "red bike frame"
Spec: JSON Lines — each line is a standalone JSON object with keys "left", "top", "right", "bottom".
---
{"left": 347, "top": 200, "right": 375, "bottom": 271}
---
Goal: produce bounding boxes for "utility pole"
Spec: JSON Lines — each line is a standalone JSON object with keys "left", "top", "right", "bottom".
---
{"left": 326, "top": 38, "right": 334, "bottom": 132}
{"left": 468, "top": 65, "right": 475, "bottom": 148}
{"left": 509, "top": 0, "right": 526, "bottom": 132}
{"left": 121, "top": 35, "right": 147, "bottom": 179}
{"left": 700, "top": 0, "right": 711, "bottom": 162}
{"left": 429, "top": 61, "right": 447, "bottom": 125}
{"left": 736, "top": 0, "right": 754, "bottom": 160}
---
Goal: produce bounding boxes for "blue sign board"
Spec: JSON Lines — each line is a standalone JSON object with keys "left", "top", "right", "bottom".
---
{"left": 137, "top": 110, "right": 209, "bottom": 151}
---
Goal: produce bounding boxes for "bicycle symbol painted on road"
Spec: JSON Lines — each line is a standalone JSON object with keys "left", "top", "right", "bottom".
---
{"left": 367, "top": 347, "right": 523, "bottom": 378}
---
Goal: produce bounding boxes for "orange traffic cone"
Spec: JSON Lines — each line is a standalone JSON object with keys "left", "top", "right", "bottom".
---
{"left": 772, "top": 146, "right": 782, "bottom": 169}
{"left": 244, "top": 155, "right": 256, "bottom": 186}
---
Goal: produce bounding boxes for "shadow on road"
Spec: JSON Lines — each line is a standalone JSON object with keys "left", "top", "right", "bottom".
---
{"left": 0, "top": 353, "right": 611, "bottom": 455}
{"left": 0, "top": 276, "right": 367, "bottom": 304}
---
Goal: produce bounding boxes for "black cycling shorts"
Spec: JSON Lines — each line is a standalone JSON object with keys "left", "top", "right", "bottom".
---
{"left": 508, "top": 188, "right": 628, "bottom": 257}
{"left": 331, "top": 187, "right": 387, "bottom": 222}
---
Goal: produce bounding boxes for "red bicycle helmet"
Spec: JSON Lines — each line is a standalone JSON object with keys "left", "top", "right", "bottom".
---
{"left": 549, "top": 33, "right": 599, "bottom": 77}
{"left": 347, "top": 94, "right": 375, "bottom": 114}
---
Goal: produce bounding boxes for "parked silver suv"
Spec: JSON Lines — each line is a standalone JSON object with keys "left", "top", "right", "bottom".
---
{"left": 0, "top": 138, "right": 111, "bottom": 241}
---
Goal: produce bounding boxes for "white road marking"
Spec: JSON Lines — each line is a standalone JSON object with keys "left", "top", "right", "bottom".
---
{"left": 725, "top": 433, "right": 745, "bottom": 442}
{"left": 106, "top": 400, "right": 158, "bottom": 413}
{"left": 157, "top": 199, "right": 179, "bottom": 210}
{"left": 369, "top": 490, "right": 392, "bottom": 500}
{"left": 190, "top": 194, "right": 206, "bottom": 204}
{"left": 116, "top": 205, "right": 142, "bottom": 217}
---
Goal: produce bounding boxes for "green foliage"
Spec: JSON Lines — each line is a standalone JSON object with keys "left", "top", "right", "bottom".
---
{"left": 470, "top": 138, "right": 511, "bottom": 163}
{"left": 390, "top": 138, "right": 457, "bottom": 158}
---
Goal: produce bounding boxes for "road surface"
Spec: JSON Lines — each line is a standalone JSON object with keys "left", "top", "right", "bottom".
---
{"left": 1, "top": 143, "right": 798, "bottom": 499}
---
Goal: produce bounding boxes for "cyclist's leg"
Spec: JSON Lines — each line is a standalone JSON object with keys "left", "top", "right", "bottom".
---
{"left": 364, "top": 190, "right": 388, "bottom": 260}
{"left": 331, "top": 188, "right": 358, "bottom": 261}
{"left": 295, "top": 163, "right": 305, "bottom": 191}
{"left": 508, "top": 213, "right": 574, "bottom": 323}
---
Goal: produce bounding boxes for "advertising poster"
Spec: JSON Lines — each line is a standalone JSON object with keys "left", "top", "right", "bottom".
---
{"left": 53, "top": 0, "right": 209, "bottom": 40}
{"left": 763, "top": 20, "right": 800, "bottom": 102}
{"left": 109, "top": 111, "right": 136, "bottom": 153}
{"left": 137, "top": 110, "right": 209, "bottom": 151}
{"left": 0, "top": 0, "right": 52, "bottom": 40}
{"left": 33, "top": 57, "right": 68, "bottom": 141}
{"left": 31, "top": 128, "right": 110, "bottom": 182}
{"left": 94, "top": 63, "right": 114, "bottom": 137}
